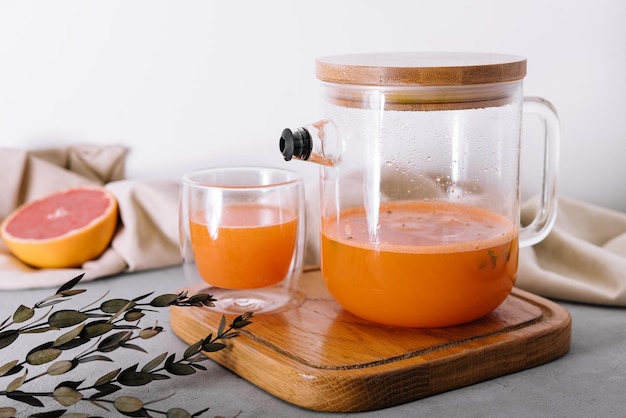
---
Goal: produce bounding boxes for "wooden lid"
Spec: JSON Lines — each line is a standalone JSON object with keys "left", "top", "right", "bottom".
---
{"left": 316, "top": 52, "right": 527, "bottom": 86}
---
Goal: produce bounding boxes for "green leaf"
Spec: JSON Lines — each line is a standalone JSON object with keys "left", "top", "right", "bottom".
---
{"left": 59, "top": 289, "right": 86, "bottom": 297}
{"left": 100, "top": 298, "right": 136, "bottom": 314}
{"left": 132, "top": 291, "right": 154, "bottom": 302}
{"left": 141, "top": 352, "right": 167, "bottom": 373}
{"left": 26, "top": 347, "right": 62, "bottom": 365}
{"left": 0, "top": 330, "right": 19, "bottom": 349}
{"left": 47, "top": 360, "right": 75, "bottom": 376}
{"left": 114, "top": 395, "right": 144, "bottom": 413}
{"left": 165, "top": 363, "right": 196, "bottom": 376}
{"left": 12, "top": 305, "right": 34, "bottom": 323}
{"left": 94, "top": 368, "right": 121, "bottom": 387}
{"left": 53, "top": 386, "right": 83, "bottom": 407}
{"left": 150, "top": 293, "right": 180, "bottom": 307}
{"left": 48, "top": 310, "right": 88, "bottom": 328}
{"left": 56, "top": 273, "right": 85, "bottom": 294}
{"left": 120, "top": 342, "right": 147, "bottom": 353}
{"left": 166, "top": 408, "right": 192, "bottom": 418}
{"left": 53, "top": 323, "right": 85, "bottom": 347}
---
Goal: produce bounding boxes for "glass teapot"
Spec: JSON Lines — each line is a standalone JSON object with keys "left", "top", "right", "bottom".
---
{"left": 280, "top": 52, "right": 559, "bottom": 328}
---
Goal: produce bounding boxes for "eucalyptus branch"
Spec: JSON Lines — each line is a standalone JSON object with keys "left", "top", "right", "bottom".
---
{"left": 0, "top": 273, "right": 253, "bottom": 417}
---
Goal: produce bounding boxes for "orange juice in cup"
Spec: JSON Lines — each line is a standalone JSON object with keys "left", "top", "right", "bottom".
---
{"left": 180, "top": 167, "right": 305, "bottom": 314}
{"left": 321, "top": 200, "right": 519, "bottom": 327}
{"left": 190, "top": 204, "right": 298, "bottom": 289}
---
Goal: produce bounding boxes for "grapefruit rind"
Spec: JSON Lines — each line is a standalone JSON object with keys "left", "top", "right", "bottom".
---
{"left": 0, "top": 186, "right": 119, "bottom": 269}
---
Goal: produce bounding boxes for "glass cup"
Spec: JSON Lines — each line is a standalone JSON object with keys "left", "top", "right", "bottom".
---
{"left": 179, "top": 167, "right": 306, "bottom": 314}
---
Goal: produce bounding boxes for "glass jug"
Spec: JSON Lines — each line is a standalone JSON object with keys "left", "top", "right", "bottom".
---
{"left": 280, "top": 52, "right": 559, "bottom": 328}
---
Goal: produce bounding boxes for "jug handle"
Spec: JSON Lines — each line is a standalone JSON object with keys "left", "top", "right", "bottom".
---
{"left": 519, "top": 96, "right": 560, "bottom": 248}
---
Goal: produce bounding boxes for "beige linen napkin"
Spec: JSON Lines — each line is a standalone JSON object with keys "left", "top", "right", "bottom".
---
{"left": 518, "top": 196, "right": 626, "bottom": 306}
{"left": 0, "top": 145, "right": 182, "bottom": 289}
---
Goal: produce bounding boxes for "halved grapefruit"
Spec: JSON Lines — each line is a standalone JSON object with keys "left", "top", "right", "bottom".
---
{"left": 0, "top": 185, "right": 119, "bottom": 268}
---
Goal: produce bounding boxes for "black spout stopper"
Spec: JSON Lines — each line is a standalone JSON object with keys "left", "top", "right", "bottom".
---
{"left": 280, "top": 127, "right": 312, "bottom": 161}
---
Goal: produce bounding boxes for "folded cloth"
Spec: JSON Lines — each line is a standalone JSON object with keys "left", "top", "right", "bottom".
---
{"left": 517, "top": 196, "right": 626, "bottom": 306}
{"left": 0, "top": 145, "right": 182, "bottom": 290}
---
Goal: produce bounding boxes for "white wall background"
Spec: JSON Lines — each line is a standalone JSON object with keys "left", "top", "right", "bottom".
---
{"left": 1, "top": 0, "right": 625, "bottom": 210}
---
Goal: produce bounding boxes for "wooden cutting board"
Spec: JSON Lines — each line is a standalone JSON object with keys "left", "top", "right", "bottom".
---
{"left": 170, "top": 269, "right": 571, "bottom": 413}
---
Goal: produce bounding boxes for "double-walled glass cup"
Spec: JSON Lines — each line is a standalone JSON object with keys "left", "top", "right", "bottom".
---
{"left": 280, "top": 52, "right": 559, "bottom": 327}
{"left": 179, "top": 167, "right": 306, "bottom": 314}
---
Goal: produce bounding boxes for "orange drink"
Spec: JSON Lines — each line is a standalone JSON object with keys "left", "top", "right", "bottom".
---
{"left": 180, "top": 166, "right": 305, "bottom": 314}
{"left": 190, "top": 204, "right": 298, "bottom": 289}
{"left": 321, "top": 200, "right": 518, "bottom": 327}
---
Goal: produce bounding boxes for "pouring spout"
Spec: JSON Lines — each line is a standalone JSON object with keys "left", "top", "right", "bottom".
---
{"left": 279, "top": 119, "right": 338, "bottom": 167}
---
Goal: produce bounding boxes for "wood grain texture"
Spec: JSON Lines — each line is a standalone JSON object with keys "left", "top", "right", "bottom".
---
{"left": 170, "top": 269, "right": 571, "bottom": 412}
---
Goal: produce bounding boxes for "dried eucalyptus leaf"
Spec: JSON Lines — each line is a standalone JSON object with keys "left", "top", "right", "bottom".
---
{"left": 190, "top": 364, "right": 207, "bottom": 371}
{"left": 114, "top": 395, "right": 144, "bottom": 413}
{"left": 54, "top": 379, "right": 83, "bottom": 390}
{"left": 35, "top": 299, "right": 66, "bottom": 309}
{"left": 100, "top": 298, "right": 136, "bottom": 314}
{"left": 139, "top": 326, "right": 163, "bottom": 339}
{"left": 0, "top": 330, "right": 19, "bottom": 349}
{"left": 91, "top": 382, "right": 121, "bottom": 399}
{"left": 201, "top": 342, "right": 226, "bottom": 352}
{"left": 184, "top": 340, "right": 203, "bottom": 359}
{"left": 124, "top": 309, "right": 145, "bottom": 322}
{"left": 132, "top": 291, "right": 154, "bottom": 302}
{"left": 166, "top": 408, "right": 192, "bottom": 418}
{"left": 6, "top": 390, "right": 44, "bottom": 407}
{"left": 98, "top": 331, "right": 131, "bottom": 352}
{"left": 29, "top": 411, "right": 67, "bottom": 418}
{"left": 55, "top": 337, "right": 91, "bottom": 351}
{"left": 27, "top": 348, "right": 62, "bottom": 365}
{"left": 6, "top": 370, "right": 27, "bottom": 392}
{"left": 53, "top": 323, "right": 85, "bottom": 347}
{"left": 0, "top": 407, "right": 17, "bottom": 418}
{"left": 94, "top": 368, "right": 121, "bottom": 387}
{"left": 12, "top": 305, "right": 34, "bottom": 323}
{"left": 88, "top": 398, "right": 111, "bottom": 411}
{"left": 59, "top": 289, "right": 86, "bottom": 297}
{"left": 150, "top": 293, "right": 180, "bottom": 307}
{"left": 117, "top": 371, "right": 154, "bottom": 386}
{"left": 165, "top": 363, "right": 196, "bottom": 376}
{"left": 56, "top": 273, "right": 85, "bottom": 294}
{"left": 81, "top": 321, "right": 114, "bottom": 338}
{"left": 53, "top": 386, "right": 83, "bottom": 407}
{"left": 20, "top": 325, "right": 59, "bottom": 334}
{"left": 217, "top": 315, "right": 226, "bottom": 336}
{"left": 78, "top": 354, "right": 113, "bottom": 363}
{"left": 48, "top": 310, "right": 88, "bottom": 328}
{"left": 47, "top": 360, "right": 75, "bottom": 376}
{"left": 119, "top": 342, "right": 147, "bottom": 353}
{"left": 141, "top": 352, "right": 167, "bottom": 373}
{"left": 0, "top": 360, "right": 19, "bottom": 377}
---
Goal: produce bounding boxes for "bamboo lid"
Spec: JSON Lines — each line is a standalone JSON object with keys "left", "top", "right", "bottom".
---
{"left": 316, "top": 52, "right": 527, "bottom": 86}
